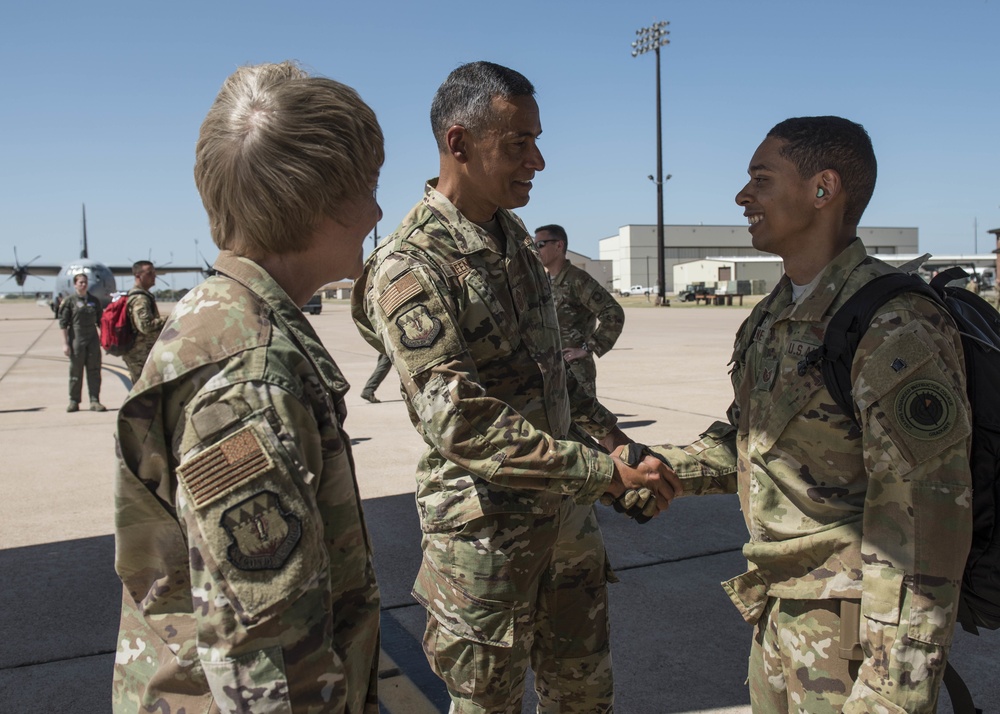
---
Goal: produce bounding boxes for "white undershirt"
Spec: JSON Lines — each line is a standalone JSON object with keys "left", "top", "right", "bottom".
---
{"left": 790, "top": 273, "right": 823, "bottom": 303}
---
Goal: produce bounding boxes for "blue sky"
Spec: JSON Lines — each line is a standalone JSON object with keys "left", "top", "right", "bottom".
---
{"left": 2, "top": 0, "right": 998, "bottom": 291}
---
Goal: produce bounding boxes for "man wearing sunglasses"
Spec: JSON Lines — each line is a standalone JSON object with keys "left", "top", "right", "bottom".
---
{"left": 534, "top": 224, "right": 624, "bottom": 400}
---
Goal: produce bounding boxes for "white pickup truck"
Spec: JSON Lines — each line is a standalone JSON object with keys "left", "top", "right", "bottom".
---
{"left": 620, "top": 284, "right": 650, "bottom": 297}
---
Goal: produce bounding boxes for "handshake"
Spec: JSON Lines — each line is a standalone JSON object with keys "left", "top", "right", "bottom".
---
{"left": 600, "top": 442, "right": 681, "bottom": 524}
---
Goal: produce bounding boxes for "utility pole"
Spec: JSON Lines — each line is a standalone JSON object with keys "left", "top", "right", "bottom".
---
{"left": 632, "top": 20, "right": 670, "bottom": 305}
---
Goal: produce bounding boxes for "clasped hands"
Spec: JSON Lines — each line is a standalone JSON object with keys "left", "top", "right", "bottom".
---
{"left": 601, "top": 443, "right": 682, "bottom": 524}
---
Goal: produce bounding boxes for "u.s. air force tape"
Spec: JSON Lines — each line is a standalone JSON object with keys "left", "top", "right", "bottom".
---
{"left": 177, "top": 426, "right": 274, "bottom": 509}
{"left": 893, "top": 379, "right": 957, "bottom": 441}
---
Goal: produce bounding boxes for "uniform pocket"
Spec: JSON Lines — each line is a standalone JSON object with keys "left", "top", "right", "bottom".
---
{"left": 200, "top": 645, "right": 292, "bottom": 713}
{"left": 411, "top": 556, "right": 516, "bottom": 648}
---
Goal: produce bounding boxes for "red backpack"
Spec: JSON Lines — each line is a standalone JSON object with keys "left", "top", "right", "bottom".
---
{"left": 100, "top": 293, "right": 135, "bottom": 356}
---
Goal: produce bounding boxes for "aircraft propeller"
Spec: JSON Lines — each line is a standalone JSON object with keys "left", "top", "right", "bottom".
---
{"left": 3, "top": 247, "right": 43, "bottom": 288}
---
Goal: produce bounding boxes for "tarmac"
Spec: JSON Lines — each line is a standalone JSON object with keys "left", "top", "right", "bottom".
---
{"left": 1, "top": 297, "right": 996, "bottom": 713}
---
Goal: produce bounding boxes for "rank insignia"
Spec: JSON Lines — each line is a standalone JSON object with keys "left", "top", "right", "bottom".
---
{"left": 756, "top": 358, "right": 779, "bottom": 391}
{"left": 397, "top": 304, "right": 442, "bottom": 348}
{"left": 894, "top": 379, "right": 956, "bottom": 440}
{"left": 221, "top": 490, "right": 302, "bottom": 571}
{"left": 513, "top": 287, "right": 527, "bottom": 314}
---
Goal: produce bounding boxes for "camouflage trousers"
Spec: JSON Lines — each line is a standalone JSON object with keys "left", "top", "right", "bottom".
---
{"left": 565, "top": 355, "right": 597, "bottom": 400}
{"left": 749, "top": 598, "right": 860, "bottom": 713}
{"left": 122, "top": 349, "right": 147, "bottom": 385}
{"left": 415, "top": 500, "right": 614, "bottom": 714}
{"left": 750, "top": 596, "right": 953, "bottom": 713}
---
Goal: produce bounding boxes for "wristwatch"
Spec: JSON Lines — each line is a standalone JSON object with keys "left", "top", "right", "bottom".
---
{"left": 580, "top": 343, "right": 591, "bottom": 353}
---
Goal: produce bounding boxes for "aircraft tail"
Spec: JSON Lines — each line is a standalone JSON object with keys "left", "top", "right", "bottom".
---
{"left": 80, "top": 204, "right": 88, "bottom": 259}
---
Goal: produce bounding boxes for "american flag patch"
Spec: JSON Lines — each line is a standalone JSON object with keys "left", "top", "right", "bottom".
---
{"left": 378, "top": 272, "right": 423, "bottom": 318}
{"left": 177, "top": 427, "right": 274, "bottom": 509}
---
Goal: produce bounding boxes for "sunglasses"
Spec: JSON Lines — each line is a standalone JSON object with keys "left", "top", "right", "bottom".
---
{"left": 534, "top": 239, "right": 558, "bottom": 248}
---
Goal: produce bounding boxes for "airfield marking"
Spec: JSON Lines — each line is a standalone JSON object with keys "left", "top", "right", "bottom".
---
{"left": 0, "top": 318, "right": 56, "bottom": 383}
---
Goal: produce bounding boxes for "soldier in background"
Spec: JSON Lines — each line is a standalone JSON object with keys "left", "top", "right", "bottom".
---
{"left": 534, "top": 224, "right": 624, "bottom": 398}
{"left": 58, "top": 272, "right": 105, "bottom": 412}
{"left": 112, "top": 62, "right": 384, "bottom": 712}
{"left": 359, "top": 352, "right": 391, "bottom": 402}
{"left": 645, "top": 116, "right": 972, "bottom": 712}
{"left": 122, "top": 260, "right": 165, "bottom": 384}
{"left": 353, "top": 61, "right": 680, "bottom": 714}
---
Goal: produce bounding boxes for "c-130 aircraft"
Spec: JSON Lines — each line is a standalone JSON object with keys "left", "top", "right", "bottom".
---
{"left": 1, "top": 205, "right": 209, "bottom": 314}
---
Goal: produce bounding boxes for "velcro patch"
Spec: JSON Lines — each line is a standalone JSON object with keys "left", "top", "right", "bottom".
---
{"left": 786, "top": 340, "right": 817, "bottom": 358}
{"left": 893, "top": 379, "right": 957, "bottom": 441}
{"left": 378, "top": 272, "right": 424, "bottom": 318}
{"left": 177, "top": 427, "right": 274, "bottom": 509}
{"left": 451, "top": 257, "right": 472, "bottom": 280}
{"left": 397, "top": 304, "right": 443, "bottom": 348}
{"left": 220, "top": 490, "right": 302, "bottom": 571}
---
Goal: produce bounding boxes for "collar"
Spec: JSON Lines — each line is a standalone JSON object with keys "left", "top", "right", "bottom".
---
{"left": 212, "top": 251, "right": 349, "bottom": 397}
{"left": 422, "top": 179, "right": 532, "bottom": 258}
{"left": 766, "top": 239, "right": 870, "bottom": 323}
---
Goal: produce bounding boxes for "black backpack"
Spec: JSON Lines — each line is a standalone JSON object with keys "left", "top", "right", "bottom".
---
{"left": 802, "top": 266, "right": 1000, "bottom": 713}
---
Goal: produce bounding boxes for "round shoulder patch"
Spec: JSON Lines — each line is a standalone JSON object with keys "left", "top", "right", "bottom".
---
{"left": 893, "top": 379, "right": 957, "bottom": 441}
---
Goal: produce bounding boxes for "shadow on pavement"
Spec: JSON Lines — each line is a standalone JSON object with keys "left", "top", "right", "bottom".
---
{"left": 5, "top": 492, "right": 991, "bottom": 712}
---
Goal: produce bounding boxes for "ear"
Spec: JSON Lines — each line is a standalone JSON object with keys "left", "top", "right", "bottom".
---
{"left": 446, "top": 125, "right": 469, "bottom": 164}
{"left": 814, "top": 170, "right": 841, "bottom": 207}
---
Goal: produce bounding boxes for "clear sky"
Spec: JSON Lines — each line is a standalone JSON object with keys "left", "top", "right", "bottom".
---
{"left": 2, "top": 0, "right": 998, "bottom": 292}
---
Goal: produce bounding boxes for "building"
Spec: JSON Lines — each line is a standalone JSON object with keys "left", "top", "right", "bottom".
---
{"left": 673, "top": 253, "right": 998, "bottom": 297}
{"left": 599, "top": 224, "right": 919, "bottom": 293}
{"left": 565, "top": 249, "right": 614, "bottom": 291}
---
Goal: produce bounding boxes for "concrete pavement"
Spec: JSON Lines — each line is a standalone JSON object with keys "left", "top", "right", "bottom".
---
{"left": 1, "top": 298, "right": 996, "bottom": 713}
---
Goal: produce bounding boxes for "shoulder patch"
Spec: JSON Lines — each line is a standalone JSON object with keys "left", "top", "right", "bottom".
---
{"left": 397, "top": 304, "right": 443, "bottom": 348}
{"left": 893, "top": 379, "right": 957, "bottom": 441}
{"left": 177, "top": 426, "right": 274, "bottom": 509}
{"left": 378, "top": 272, "right": 424, "bottom": 318}
{"left": 221, "top": 490, "right": 302, "bottom": 570}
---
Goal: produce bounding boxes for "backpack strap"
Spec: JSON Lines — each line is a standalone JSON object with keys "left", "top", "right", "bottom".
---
{"left": 805, "top": 272, "right": 939, "bottom": 428}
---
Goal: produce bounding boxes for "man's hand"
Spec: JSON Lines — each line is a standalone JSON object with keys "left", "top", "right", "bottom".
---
{"left": 602, "top": 443, "right": 682, "bottom": 523}
{"left": 562, "top": 346, "right": 588, "bottom": 363}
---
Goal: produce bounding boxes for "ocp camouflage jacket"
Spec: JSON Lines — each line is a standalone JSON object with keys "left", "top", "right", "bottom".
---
{"left": 650, "top": 239, "right": 973, "bottom": 712}
{"left": 112, "top": 252, "right": 380, "bottom": 713}
{"left": 352, "top": 181, "right": 618, "bottom": 533}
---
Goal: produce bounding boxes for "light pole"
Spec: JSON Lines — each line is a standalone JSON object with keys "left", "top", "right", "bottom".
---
{"left": 632, "top": 20, "right": 670, "bottom": 305}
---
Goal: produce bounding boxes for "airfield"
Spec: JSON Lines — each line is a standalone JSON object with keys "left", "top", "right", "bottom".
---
{"left": 1, "top": 297, "right": 997, "bottom": 713}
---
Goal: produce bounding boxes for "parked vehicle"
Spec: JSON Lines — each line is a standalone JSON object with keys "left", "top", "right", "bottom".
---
{"left": 620, "top": 284, "right": 650, "bottom": 297}
{"left": 303, "top": 294, "right": 323, "bottom": 315}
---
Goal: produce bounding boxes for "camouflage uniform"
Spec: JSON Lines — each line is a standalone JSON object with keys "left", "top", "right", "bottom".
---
{"left": 122, "top": 286, "right": 165, "bottom": 384}
{"left": 113, "top": 252, "right": 380, "bottom": 713}
{"left": 58, "top": 291, "right": 103, "bottom": 403}
{"left": 352, "top": 181, "right": 619, "bottom": 714}
{"left": 648, "top": 239, "right": 972, "bottom": 713}
{"left": 550, "top": 260, "right": 625, "bottom": 397}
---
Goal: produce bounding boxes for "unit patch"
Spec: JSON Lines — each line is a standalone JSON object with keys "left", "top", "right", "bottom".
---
{"left": 893, "top": 379, "right": 957, "bottom": 441}
{"left": 178, "top": 427, "right": 274, "bottom": 509}
{"left": 221, "top": 490, "right": 302, "bottom": 571}
{"left": 397, "top": 304, "right": 442, "bottom": 349}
